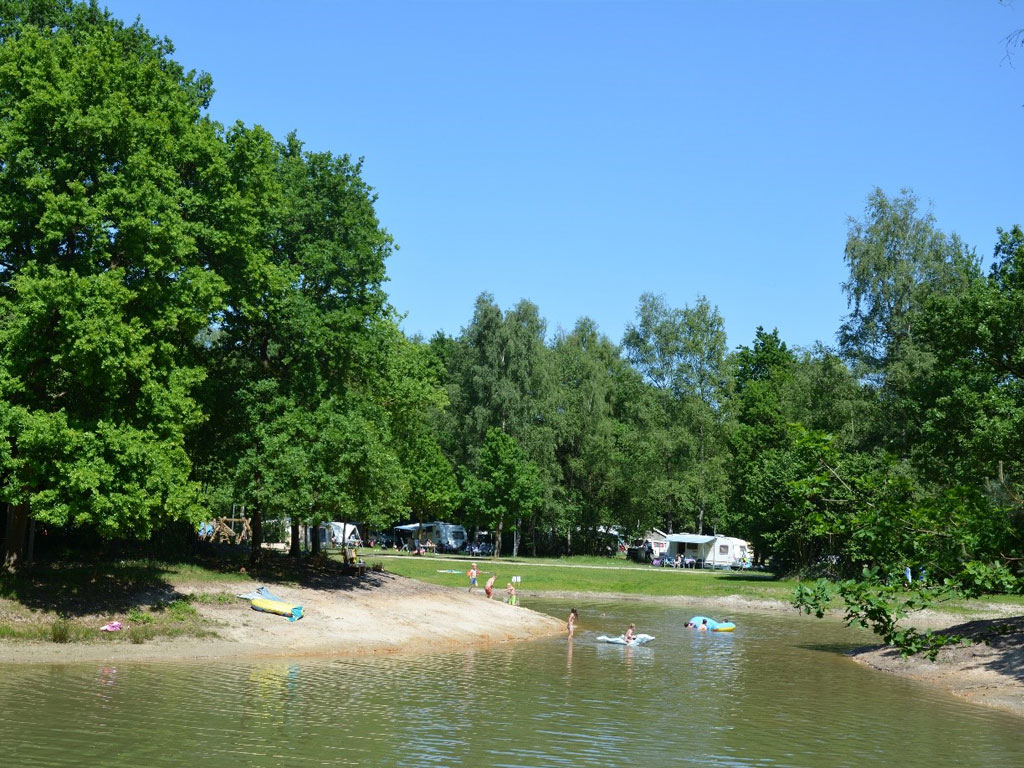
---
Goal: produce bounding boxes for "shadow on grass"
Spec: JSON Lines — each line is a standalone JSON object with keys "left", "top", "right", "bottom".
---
{"left": 715, "top": 572, "right": 781, "bottom": 583}
{"left": 0, "top": 550, "right": 387, "bottom": 618}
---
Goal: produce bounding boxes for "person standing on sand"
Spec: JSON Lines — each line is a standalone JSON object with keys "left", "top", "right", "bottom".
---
{"left": 506, "top": 582, "right": 517, "bottom": 605}
{"left": 484, "top": 575, "right": 496, "bottom": 598}
{"left": 567, "top": 608, "right": 578, "bottom": 638}
{"left": 468, "top": 563, "right": 479, "bottom": 592}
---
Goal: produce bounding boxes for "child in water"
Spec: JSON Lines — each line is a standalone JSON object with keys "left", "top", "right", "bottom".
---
{"left": 624, "top": 623, "right": 636, "bottom": 643}
{"left": 567, "top": 608, "right": 578, "bottom": 638}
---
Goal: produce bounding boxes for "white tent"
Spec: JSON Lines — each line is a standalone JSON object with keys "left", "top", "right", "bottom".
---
{"left": 323, "top": 522, "right": 361, "bottom": 546}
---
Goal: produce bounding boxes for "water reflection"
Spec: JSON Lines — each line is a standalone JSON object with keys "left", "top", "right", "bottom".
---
{"left": 0, "top": 599, "right": 1022, "bottom": 767}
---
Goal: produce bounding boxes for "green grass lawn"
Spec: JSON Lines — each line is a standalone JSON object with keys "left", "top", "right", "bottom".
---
{"left": 359, "top": 551, "right": 798, "bottom": 602}
{"left": 356, "top": 550, "right": 1024, "bottom": 616}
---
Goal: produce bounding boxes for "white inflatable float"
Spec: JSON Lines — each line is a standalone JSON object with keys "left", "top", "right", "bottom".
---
{"left": 597, "top": 633, "right": 655, "bottom": 646}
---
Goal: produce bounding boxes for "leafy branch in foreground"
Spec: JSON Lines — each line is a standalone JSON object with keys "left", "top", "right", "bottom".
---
{"left": 793, "top": 567, "right": 968, "bottom": 660}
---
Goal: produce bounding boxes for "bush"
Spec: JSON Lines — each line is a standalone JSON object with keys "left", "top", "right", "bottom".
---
{"left": 127, "top": 607, "right": 154, "bottom": 624}
{"left": 166, "top": 598, "right": 198, "bottom": 621}
{"left": 128, "top": 625, "right": 155, "bottom": 644}
{"left": 50, "top": 617, "right": 73, "bottom": 644}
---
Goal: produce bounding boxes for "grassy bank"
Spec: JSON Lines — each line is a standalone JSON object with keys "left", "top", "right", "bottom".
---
{"left": 0, "top": 558, "right": 251, "bottom": 645}
{"left": 361, "top": 551, "right": 1024, "bottom": 617}
{"left": 362, "top": 551, "right": 797, "bottom": 602}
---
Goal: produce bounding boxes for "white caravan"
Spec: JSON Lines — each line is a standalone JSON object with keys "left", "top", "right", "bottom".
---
{"left": 662, "top": 533, "right": 750, "bottom": 569}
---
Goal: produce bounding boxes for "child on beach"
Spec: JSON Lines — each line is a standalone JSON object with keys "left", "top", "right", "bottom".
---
{"left": 484, "top": 575, "right": 496, "bottom": 598}
{"left": 506, "top": 582, "right": 517, "bottom": 606}
{"left": 467, "top": 563, "right": 478, "bottom": 592}
{"left": 567, "top": 608, "right": 578, "bottom": 638}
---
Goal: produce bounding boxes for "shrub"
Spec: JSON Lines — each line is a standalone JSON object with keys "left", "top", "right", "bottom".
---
{"left": 50, "top": 617, "right": 73, "bottom": 644}
{"left": 166, "top": 598, "right": 198, "bottom": 621}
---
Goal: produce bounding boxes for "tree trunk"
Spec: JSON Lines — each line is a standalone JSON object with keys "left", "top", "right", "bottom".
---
{"left": 512, "top": 517, "right": 521, "bottom": 558}
{"left": 697, "top": 421, "right": 706, "bottom": 535}
{"left": 289, "top": 522, "right": 302, "bottom": 557}
{"left": 494, "top": 519, "right": 503, "bottom": 559}
{"left": 249, "top": 508, "right": 264, "bottom": 568}
{"left": 3, "top": 503, "right": 30, "bottom": 572}
{"left": 310, "top": 524, "right": 321, "bottom": 556}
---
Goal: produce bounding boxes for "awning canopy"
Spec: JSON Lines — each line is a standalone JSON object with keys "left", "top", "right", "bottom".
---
{"left": 393, "top": 523, "right": 422, "bottom": 531}
{"left": 663, "top": 534, "right": 716, "bottom": 544}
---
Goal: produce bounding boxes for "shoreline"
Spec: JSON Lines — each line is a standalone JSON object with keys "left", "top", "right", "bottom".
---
{"left": 2, "top": 575, "right": 1021, "bottom": 719}
{"left": 0, "top": 573, "right": 564, "bottom": 666}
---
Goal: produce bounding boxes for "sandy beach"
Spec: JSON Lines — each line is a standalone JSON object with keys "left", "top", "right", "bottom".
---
{"left": 0, "top": 572, "right": 564, "bottom": 665}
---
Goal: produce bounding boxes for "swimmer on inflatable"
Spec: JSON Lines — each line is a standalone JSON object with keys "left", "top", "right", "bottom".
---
{"left": 685, "top": 615, "right": 735, "bottom": 632}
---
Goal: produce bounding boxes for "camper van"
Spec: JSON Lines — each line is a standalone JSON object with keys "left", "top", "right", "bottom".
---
{"left": 394, "top": 521, "right": 468, "bottom": 553}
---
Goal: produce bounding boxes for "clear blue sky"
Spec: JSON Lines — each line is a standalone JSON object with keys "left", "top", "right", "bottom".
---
{"left": 102, "top": 0, "right": 1022, "bottom": 351}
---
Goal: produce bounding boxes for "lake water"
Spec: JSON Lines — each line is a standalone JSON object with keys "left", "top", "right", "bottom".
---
{"left": 2, "top": 597, "right": 1021, "bottom": 767}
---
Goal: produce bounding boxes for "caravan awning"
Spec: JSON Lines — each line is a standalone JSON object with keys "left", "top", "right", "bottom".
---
{"left": 663, "top": 534, "right": 716, "bottom": 544}
{"left": 393, "top": 523, "right": 421, "bottom": 531}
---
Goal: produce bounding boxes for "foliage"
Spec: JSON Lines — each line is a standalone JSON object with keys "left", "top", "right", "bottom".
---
{"left": 49, "top": 615, "right": 72, "bottom": 643}
{"left": 461, "top": 428, "right": 544, "bottom": 556}
{"left": 0, "top": 1, "right": 226, "bottom": 555}
{"left": 794, "top": 570, "right": 969, "bottom": 660}
{"left": 839, "top": 187, "right": 979, "bottom": 381}
{"left": 622, "top": 293, "right": 730, "bottom": 535}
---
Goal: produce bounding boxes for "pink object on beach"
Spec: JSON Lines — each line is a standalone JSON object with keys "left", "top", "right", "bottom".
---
{"left": 100, "top": 621, "right": 124, "bottom": 632}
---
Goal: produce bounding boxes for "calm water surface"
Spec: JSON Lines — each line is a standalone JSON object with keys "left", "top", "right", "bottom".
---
{"left": 2, "top": 597, "right": 1021, "bottom": 767}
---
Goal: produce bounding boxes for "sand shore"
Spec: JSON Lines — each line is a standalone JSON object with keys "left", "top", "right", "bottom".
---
{"left": 0, "top": 572, "right": 563, "bottom": 665}
{"left": 848, "top": 613, "right": 1024, "bottom": 718}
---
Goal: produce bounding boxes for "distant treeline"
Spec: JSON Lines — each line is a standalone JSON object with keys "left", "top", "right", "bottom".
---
{"left": 0, "top": 3, "right": 1021, "bottom": 604}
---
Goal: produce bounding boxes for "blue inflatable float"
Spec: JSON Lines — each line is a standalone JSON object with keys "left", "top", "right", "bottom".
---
{"left": 686, "top": 615, "right": 735, "bottom": 632}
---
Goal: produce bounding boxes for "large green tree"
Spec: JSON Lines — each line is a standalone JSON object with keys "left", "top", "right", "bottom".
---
{"left": 728, "top": 327, "right": 797, "bottom": 562}
{"left": 0, "top": 1, "right": 230, "bottom": 566}
{"left": 839, "top": 187, "right": 979, "bottom": 385}
{"left": 623, "top": 293, "right": 730, "bottom": 534}
{"left": 194, "top": 132, "right": 407, "bottom": 562}
{"left": 548, "top": 319, "right": 636, "bottom": 554}
{"left": 444, "top": 295, "right": 557, "bottom": 555}
{"left": 462, "top": 428, "right": 544, "bottom": 558}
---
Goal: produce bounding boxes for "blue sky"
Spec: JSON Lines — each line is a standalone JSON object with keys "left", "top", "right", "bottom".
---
{"left": 102, "top": 0, "right": 1022, "bottom": 351}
